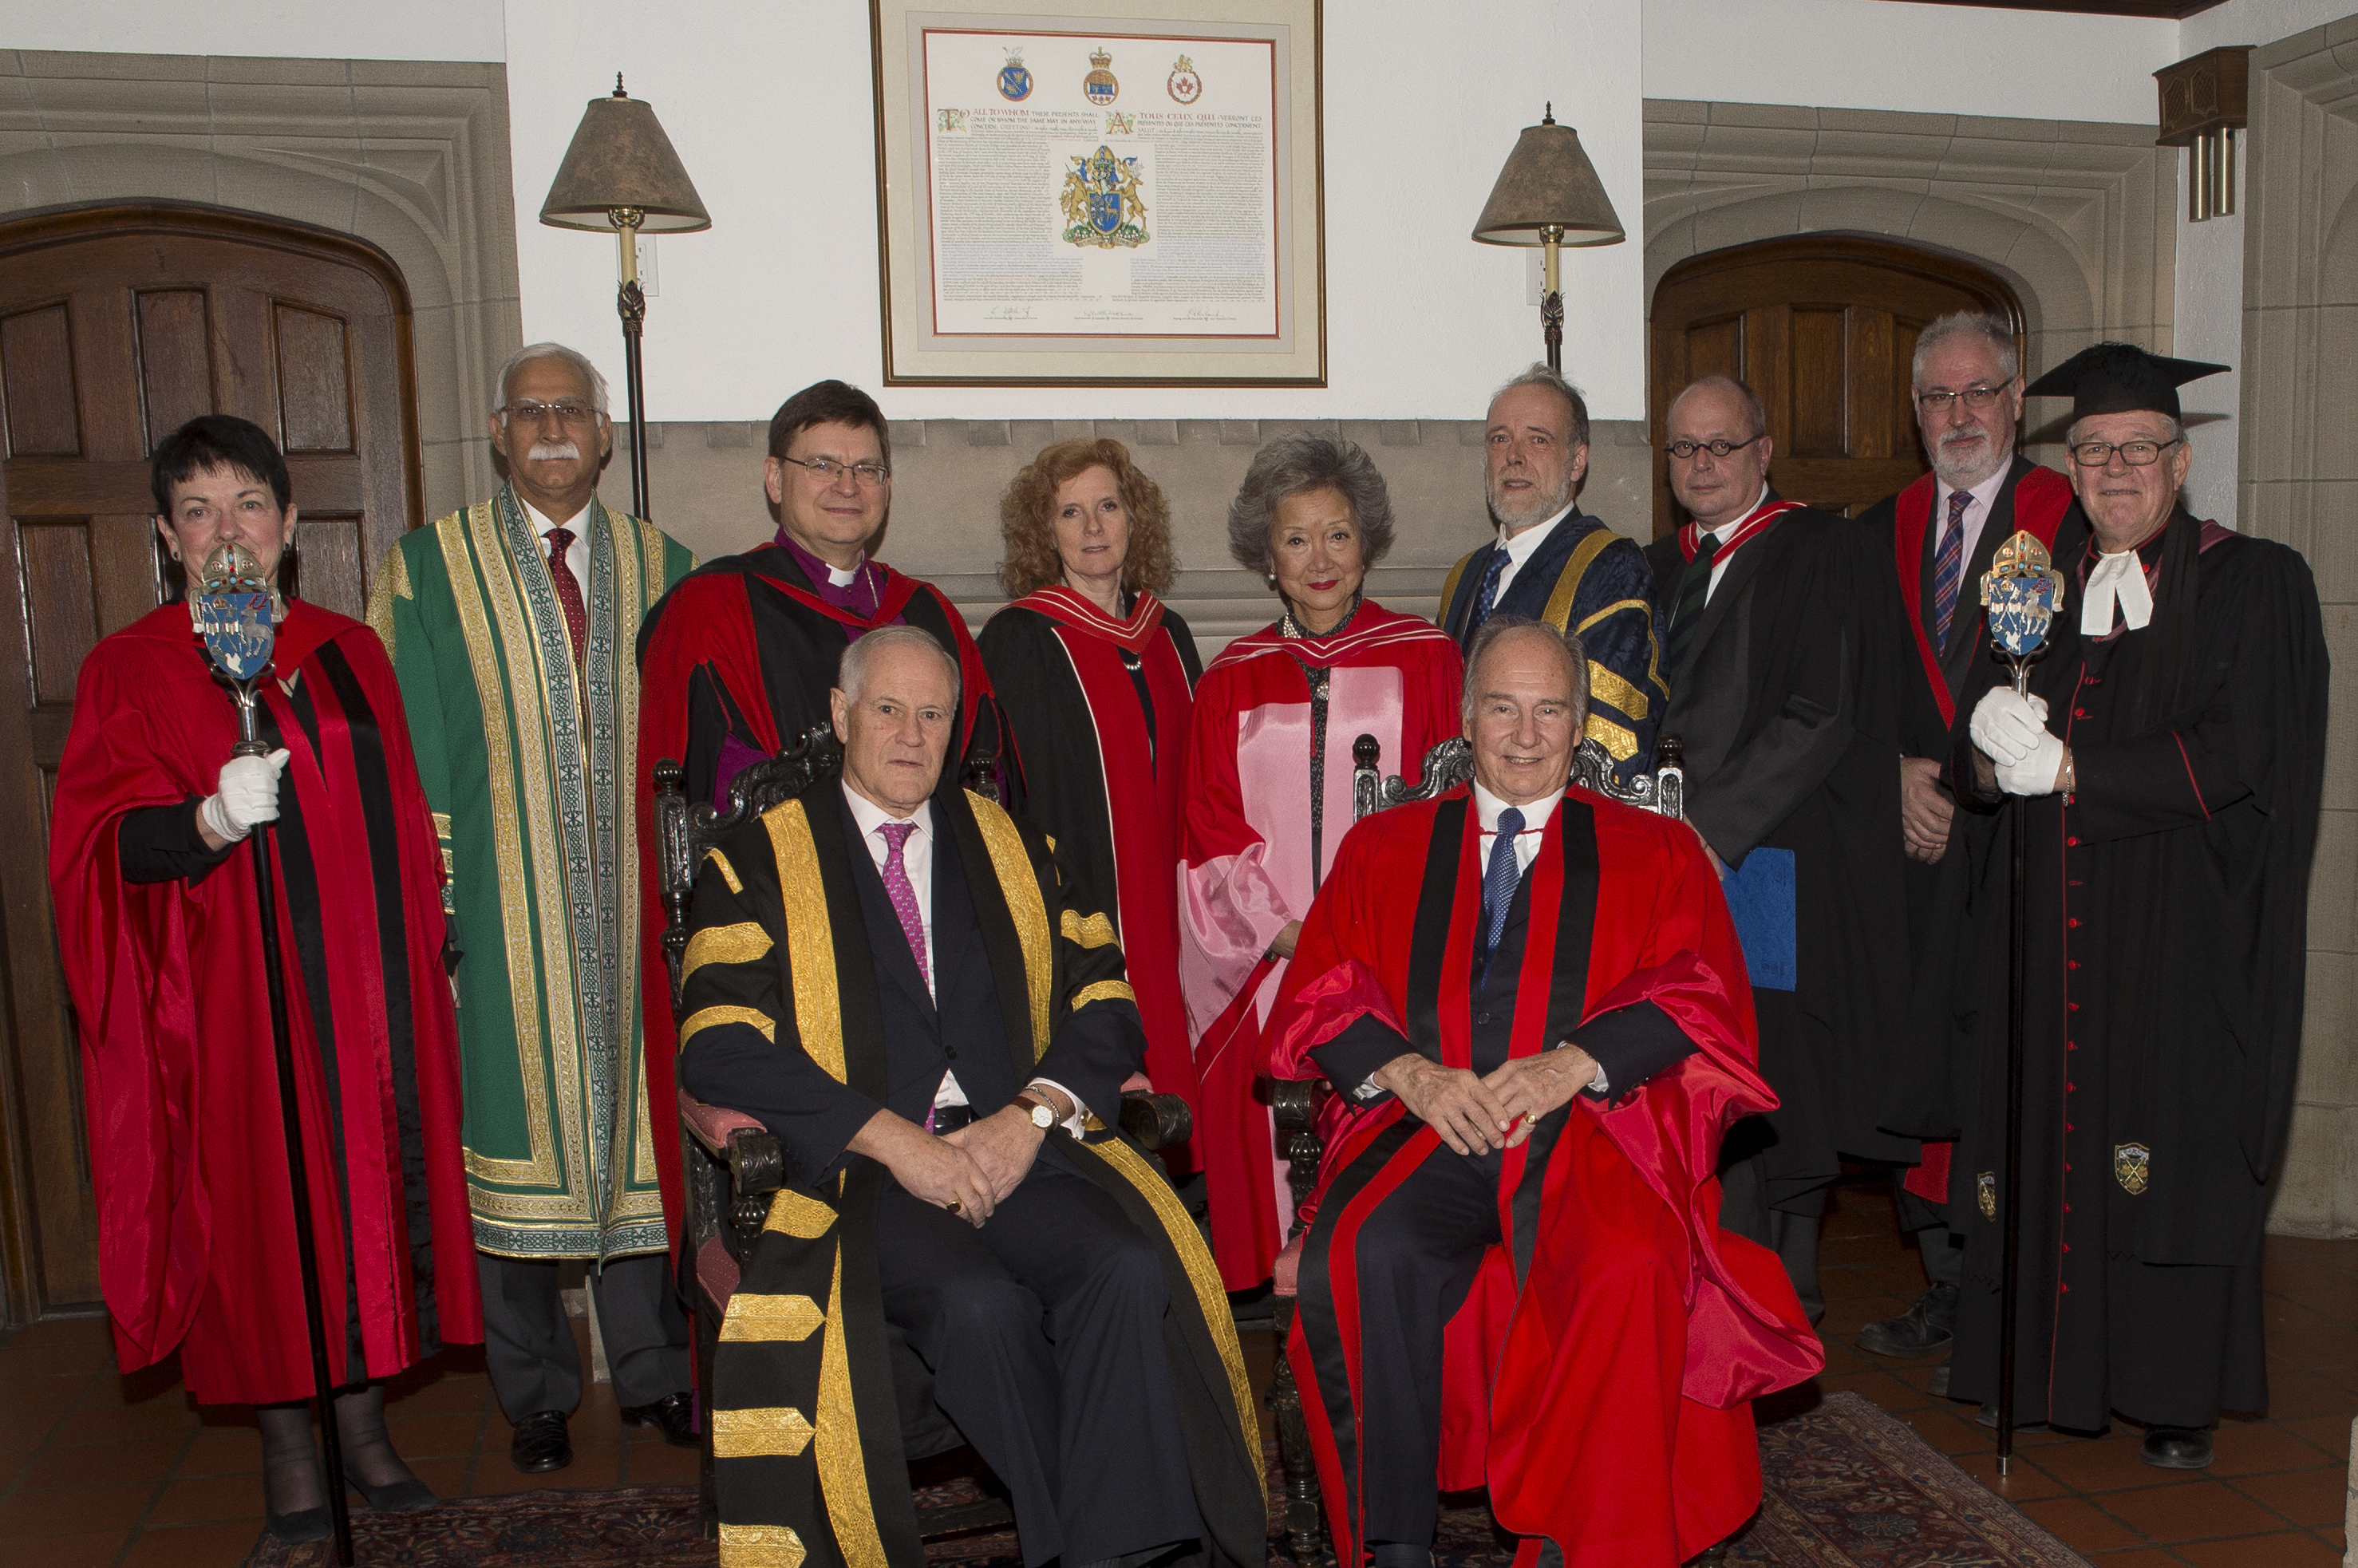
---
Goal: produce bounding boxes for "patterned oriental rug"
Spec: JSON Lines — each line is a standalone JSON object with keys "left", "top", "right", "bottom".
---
{"left": 247, "top": 1393, "right": 2088, "bottom": 1568}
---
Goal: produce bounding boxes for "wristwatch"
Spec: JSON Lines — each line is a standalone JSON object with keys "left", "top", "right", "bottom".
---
{"left": 1013, "top": 1092, "right": 1057, "bottom": 1131}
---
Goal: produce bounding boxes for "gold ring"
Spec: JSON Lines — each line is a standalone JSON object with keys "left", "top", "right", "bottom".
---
{"left": 946, "top": 1200, "right": 961, "bottom": 1214}
{"left": 1524, "top": 1112, "right": 1538, "bottom": 1126}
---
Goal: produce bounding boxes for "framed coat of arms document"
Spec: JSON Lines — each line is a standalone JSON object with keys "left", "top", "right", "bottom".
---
{"left": 871, "top": 0, "right": 1325, "bottom": 385}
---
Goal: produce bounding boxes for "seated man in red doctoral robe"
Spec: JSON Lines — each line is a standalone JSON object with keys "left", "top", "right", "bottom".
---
{"left": 1268, "top": 616, "right": 1823, "bottom": 1568}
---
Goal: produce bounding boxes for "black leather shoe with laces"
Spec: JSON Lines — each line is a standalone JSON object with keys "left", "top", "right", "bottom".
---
{"left": 621, "top": 1390, "right": 698, "bottom": 1448}
{"left": 510, "top": 1409, "right": 573, "bottom": 1473}
{"left": 1857, "top": 1282, "right": 1957, "bottom": 1358}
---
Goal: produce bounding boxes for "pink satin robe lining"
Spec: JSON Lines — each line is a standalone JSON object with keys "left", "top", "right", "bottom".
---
{"left": 1179, "top": 664, "right": 1409, "bottom": 1234}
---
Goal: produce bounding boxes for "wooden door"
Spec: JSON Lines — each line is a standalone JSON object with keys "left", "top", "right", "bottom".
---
{"left": 1648, "top": 235, "right": 2024, "bottom": 536}
{"left": 0, "top": 203, "right": 420, "bottom": 1324}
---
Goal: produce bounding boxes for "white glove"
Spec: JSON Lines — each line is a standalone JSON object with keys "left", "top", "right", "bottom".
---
{"left": 200, "top": 750, "right": 290, "bottom": 842}
{"left": 1968, "top": 689, "right": 2050, "bottom": 766}
{"left": 1996, "top": 730, "right": 2066, "bottom": 796}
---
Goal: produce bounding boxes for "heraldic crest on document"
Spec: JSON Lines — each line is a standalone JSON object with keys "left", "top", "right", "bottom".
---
{"left": 1060, "top": 144, "right": 1150, "bottom": 248}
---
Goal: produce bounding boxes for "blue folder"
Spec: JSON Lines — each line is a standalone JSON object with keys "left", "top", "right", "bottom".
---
{"left": 1720, "top": 847, "right": 1797, "bottom": 991}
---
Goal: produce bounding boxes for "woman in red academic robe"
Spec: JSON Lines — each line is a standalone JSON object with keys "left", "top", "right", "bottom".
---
{"left": 1178, "top": 432, "right": 1463, "bottom": 1290}
{"left": 980, "top": 439, "right": 1204, "bottom": 1150}
{"left": 48, "top": 417, "right": 480, "bottom": 1543}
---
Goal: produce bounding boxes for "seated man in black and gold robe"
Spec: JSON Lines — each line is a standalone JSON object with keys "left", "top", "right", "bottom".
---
{"left": 676, "top": 623, "right": 1263, "bottom": 1568}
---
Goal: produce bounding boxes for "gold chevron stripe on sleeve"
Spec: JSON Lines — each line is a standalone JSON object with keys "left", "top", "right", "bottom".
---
{"left": 764, "top": 1188, "right": 838, "bottom": 1238}
{"left": 1060, "top": 909, "right": 1119, "bottom": 950}
{"left": 1585, "top": 713, "right": 1640, "bottom": 761}
{"left": 683, "top": 922, "right": 774, "bottom": 989}
{"left": 720, "top": 1293, "right": 825, "bottom": 1341}
{"left": 1070, "top": 980, "right": 1136, "bottom": 1012}
{"left": 718, "top": 1524, "right": 806, "bottom": 1568}
{"left": 1586, "top": 661, "right": 1651, "bottom": 722}
{"left": 712, "top": 1406, "right": 815, "bottom": 1458}
{"left": 680, "top": 1006, "right": 775, "bottom": 1049}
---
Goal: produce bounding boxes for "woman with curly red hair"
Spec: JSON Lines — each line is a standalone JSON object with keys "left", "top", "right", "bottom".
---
{"left": 980, "top": 438, "right": 1205, "bottom": 1157}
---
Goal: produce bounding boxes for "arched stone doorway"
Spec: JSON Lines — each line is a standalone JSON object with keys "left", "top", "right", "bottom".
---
{"left": 1648, "top": 235, "right": 2025, "bottom": 537}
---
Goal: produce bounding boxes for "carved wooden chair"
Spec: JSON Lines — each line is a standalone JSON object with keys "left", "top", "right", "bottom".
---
{"left": 653, "top": 725, "right": 1192, "bottom": 1541}
{"left": 1263, "top": 732, "right": 1689, "bottom": 1564}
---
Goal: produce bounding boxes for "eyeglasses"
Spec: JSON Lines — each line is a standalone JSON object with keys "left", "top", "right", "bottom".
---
{"left": 2068, "top": 436, "right": 2183, "bottom": 468}
{"left": 780, "top": 455, "right": 891, "bottom": 486}
{"left": 500, "top": 401, "right": 602, "bottom": 427}
{"left": 1663, "top": 434, "right": 1762, "bottom": 462}
{"left": 1916, "top": 385, "right": 2008, "bottom": 414}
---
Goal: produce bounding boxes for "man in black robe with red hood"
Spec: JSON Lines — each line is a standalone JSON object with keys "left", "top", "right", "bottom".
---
{"left": 1950, "top": 342, "right": 2326, "bottom": 1469}
{"left": 635, "top": 377, "right": 1001, "bottom": 1245}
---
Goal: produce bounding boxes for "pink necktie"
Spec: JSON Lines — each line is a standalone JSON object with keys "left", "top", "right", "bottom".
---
{"left": 876, "top": 820, "right": 928, "bottom": 989}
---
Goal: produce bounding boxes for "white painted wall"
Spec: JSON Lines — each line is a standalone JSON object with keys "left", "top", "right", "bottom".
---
{"left": 504, "top": 1, "right": 1647, "bottom": 424}
{"left": 1639, "top": 0, "right": 2176, "bottom": 123}
{"left": 0, "top": 0, "right": 507, "bottom": 62}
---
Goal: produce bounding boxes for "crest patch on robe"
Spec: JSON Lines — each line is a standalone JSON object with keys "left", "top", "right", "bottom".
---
{"left": 2114, "top": 1142, "right": 2151, "bottom": 1195}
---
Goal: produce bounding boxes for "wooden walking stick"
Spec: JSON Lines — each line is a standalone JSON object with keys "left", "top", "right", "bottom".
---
{"left": 195, "top": 544, "right": 354, "bottom": 1565}
{"left": 1978, "top": 531, "right": 2064, "bottom": 1478}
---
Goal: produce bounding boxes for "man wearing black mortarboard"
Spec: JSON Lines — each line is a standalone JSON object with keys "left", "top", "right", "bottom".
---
{"left": 1939, "top": 342, "right": 2328, "bottom": 1469}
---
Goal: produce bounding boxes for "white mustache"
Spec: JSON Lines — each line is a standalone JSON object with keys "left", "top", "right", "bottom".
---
{"left": 527, "top": 441, "right": 582, "bottom": 463}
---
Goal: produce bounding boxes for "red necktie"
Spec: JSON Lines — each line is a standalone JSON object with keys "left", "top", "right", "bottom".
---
{"left": 545, "top": 527, "right": 587, "bottom": 667}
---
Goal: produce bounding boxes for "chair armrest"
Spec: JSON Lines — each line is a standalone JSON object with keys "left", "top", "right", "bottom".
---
{"left": 680, "top": 1088, "right": 766, "bottom": 1156}
{"left": 1119, "top": 1090, "right": 1191, "bottom": 1151}
{"left": 1269, "top": 1076, "right": 1324, "bottom": 1133}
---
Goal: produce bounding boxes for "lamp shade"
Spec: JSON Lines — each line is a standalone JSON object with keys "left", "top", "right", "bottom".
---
{"left": 540, "top": 78, "right": 711, "bottom": 233}
{"left": 1471, "top": 110, "right": 1623, "bottom": 248}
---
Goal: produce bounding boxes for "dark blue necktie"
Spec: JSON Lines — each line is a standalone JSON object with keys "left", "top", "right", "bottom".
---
{"left": 1468, "top": 547, "right": 1511, "bottom": 637}
{"left": 1482, "top": 806, "right": 1525, "bottom": 958}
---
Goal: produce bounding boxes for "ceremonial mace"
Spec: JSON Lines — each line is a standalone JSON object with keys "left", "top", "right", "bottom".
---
{"left": 1978, "top": 531, "right": 2064, "bottom": 1478}
{"left": 194, "top": 545, "right": 354, "bottom": 1566}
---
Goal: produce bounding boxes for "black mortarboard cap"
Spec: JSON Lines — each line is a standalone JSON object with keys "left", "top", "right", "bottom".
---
{"left": 2022, "top": 342, "right": 2228, "bottom": 422}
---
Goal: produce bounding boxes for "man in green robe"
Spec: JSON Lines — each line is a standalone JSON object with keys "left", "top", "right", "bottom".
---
{"left": 367, "top": 342, "right": 697, "bottom": 1473}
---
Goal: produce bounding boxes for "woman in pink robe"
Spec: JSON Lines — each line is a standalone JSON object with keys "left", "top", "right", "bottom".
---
{"left": 1178, "top": 432, "right": 1463, "bottom": 1289}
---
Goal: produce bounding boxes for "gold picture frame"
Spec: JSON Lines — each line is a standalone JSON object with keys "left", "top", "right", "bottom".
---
{"left": 870, "top": 0, "right": 1325, "bottom": 385}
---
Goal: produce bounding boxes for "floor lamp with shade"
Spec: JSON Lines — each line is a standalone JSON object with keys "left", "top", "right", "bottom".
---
{"left": 539, "top": 76, "right": 710, "bottom": 521}
{"left": 1471, "top": 106, "right": 1625, "bottom": 375}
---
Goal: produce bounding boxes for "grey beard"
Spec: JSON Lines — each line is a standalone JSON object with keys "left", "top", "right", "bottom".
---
{"left": 1486, "top": 476, "right": 1576, "bottom": 533}
{"left": 1929, "top": 433, "right": 2006, "bottom": 492}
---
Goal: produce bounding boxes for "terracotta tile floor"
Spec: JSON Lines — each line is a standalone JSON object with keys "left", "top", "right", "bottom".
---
{"left": 0, "top": 1175, "right": 2349, "bottom": 1566}
{"left": 1803, "top": 1175, "right": 2356, "bottom": 1566}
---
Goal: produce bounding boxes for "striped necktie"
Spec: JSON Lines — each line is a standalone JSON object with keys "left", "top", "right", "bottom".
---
{"left": 1662, "top": 533, "right": 1718, "bottom": 686}
{"left": 1932, "top": 488, "right": 1971, "bottom": 654}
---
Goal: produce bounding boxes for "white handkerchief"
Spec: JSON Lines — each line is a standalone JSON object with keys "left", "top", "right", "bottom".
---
{"left": 2080, "top": 548, "right": 2153, "bottom": 636}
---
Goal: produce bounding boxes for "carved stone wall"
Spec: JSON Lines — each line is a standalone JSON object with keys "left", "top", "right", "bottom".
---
{"left": 1642, "top": 99, "right": 2179, "bottom": 463}
{"left": 2240, "top": 18, "right": 2358, "bottom": 1239}
{"left": 0, "top": 49, "right": 524, "bottom": 523}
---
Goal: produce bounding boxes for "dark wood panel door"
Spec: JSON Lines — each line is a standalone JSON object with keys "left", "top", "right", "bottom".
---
{"left": 1648, "top": 236, "right": 2024, "bottom": 535}
{"left": 0, "top": 203, "right": 420, "bottom": 1323}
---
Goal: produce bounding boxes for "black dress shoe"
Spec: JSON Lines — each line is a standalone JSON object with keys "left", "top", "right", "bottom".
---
{"left": 1857, "top": 1282, "right": 1957, "bottom": 1358}
{"left": 510, "top": 1409, "right": 573, "bottom": 1474}
{"left": 620, "top": 1390, "right": 698, "bottom": 1449}
{"left": 1926, "top": 1357, "right": 1952, "bottom": 1399}
{"left": 2141, "top": 1424, "right": 2214, "bottom": 1469}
